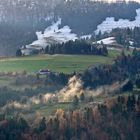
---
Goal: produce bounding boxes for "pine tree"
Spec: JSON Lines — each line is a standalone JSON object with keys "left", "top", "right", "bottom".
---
{"left": 18, "top": 117, "right": 29, "bottom": 132}
{"left": 80, "top": 93, "right": 85, "bottom": 102}
{"left": 38, "top": 117, "right": 46, "bottom": 133}
{"left": 16, "top": 49, "right": 22, "bottom": 57}
{"left": 135, "top": 78, "right": 140, "bottom": 88}
{"left": 72, "top": 95, "right": 79, "bottom": 108}
{"left": 127, "top": 95, "right": 136, "bottom": 112}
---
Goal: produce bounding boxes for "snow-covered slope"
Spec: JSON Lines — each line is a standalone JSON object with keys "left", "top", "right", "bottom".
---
{"left": 93, "top": 37, "right": 123, "bottom": 51}
{"left": 95, "top": 8, "right": 140, "bottom": 34}
{"left": 95, "top": 37, "right": 116, "bottom": 45}
{"left": 29, "top": 19, "right": 78, "bottom": 48}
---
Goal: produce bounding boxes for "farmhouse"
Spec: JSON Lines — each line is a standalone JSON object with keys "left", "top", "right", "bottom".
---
{"left": 38, "top": 69, "right": 51, "bottom": 75}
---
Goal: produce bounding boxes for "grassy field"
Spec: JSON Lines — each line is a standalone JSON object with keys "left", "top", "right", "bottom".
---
{"left": 31, "top": 102, "right": 91, "bottom": 117}
{"left": 33, "top": 102, "right": 72, "bottom": 116}
{"left": 0, "top": 50, "right": 123, "bottom": 74}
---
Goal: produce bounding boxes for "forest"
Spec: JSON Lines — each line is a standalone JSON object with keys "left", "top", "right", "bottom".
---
{"left": 0, "top": 1, "right": 140, "bottom": 140}
{"left": 44, "top": 40, "right": 108, "bottom": 56}
{"left": 0, "top": 0, "right": 140, "bottom": 56}
{"left": 82, "top": 49, "right": 140, "bottom": 88}
{"left": 0, "top": 94, "right": 139, "bottom": 140}
{"left": 110, "top": 27, "right": 140, "bottom": 47}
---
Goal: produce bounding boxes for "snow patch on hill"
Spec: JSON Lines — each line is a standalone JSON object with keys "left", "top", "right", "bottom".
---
{"left": 96, "top": 37, "right": 116, "bottom": 45}
{"left": 30, "top": 18, "right": 78, "bottom": 48}
{"left": 93, "top": 37, "right": 123, "bottom": 51}
{"left": 95, "top": 8, "right": 140, "bottom": 34}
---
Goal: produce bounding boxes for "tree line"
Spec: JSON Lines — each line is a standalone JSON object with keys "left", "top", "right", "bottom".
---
{"left": 82, "top": 49, "right": 140, "bottom": 89}
{"left": 110, "top": 27, "right": 140, "bottom": 48}
{"left": 44, "top": 40, "right": 108, "bottom": 56}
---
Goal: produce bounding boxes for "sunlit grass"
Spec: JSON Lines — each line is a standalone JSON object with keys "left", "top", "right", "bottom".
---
{"left": 0, "top": 50, "right": 123, "bottom": 74}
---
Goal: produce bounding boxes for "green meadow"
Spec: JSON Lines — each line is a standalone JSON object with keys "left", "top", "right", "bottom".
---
{"left": 0, "top": 50, "right": 123, "bottom": 74}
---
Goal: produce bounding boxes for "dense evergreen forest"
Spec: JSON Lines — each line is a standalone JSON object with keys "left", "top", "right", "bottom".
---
{"left": 82, "top": 49, "right": 140, "bottom": 89}
{"left": 44, "top": 40, "right": 108, "bottom": 56}
{"left": 0, "top": 0, "right": 140, "bottom": 56}
{"left": 110, "top": 27, "right": 140, "bottom": 47}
